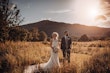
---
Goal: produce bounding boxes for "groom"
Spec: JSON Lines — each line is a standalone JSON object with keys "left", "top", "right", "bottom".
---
{"left": 61, "top": 31, "right": 72, "bottom": 63}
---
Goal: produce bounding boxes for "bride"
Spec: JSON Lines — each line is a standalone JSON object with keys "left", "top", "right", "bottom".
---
{"left": 24, "top": 32, "right": 60, "bottom": 73}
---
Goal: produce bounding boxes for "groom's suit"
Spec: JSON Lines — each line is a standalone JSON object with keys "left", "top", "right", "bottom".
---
{"left": 61, "top": 36, "right": 72, "bottom": 63}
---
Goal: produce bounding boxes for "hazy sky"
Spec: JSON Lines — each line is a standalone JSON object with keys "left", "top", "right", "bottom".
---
{"left": 11, "top": 0, "right": 110, "bottom": 28}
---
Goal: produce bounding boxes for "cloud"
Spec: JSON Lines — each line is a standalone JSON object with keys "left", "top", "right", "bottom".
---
{"left": 96, "top": 16, "right": 110, "bottom": 27}
{"left": 101, "top": 0, "right": 110, "bottom": 16}
{"left": 95, "top": 15, "right": 107, "bottom": 21}
{"left": 97, "top": 20, "right": 110, "bottom": 27}
{"left": 40, "top": 18, "right": 52, "bottom": 20}
{"left": 101, "top": 0, "right": 110, "bottom": 4}
{"left": 96, "top": 0, "right": 110, "bottom": 27}
{"left": 47, "top": 9, "right": 72, "bottom": 13}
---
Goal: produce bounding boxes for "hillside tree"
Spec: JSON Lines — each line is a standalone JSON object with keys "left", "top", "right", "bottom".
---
{"left": 30, "top": 28, "right": 39, "bottom": 41}
{"left": 9, "top": 27, "right": 28, "bottom": 41}
{"left": 78, "top": 34, "right": 89, "bottom": 42}
{"left": 0, "top": 0, "right": 24, "bottom": 42}
{"left": 39, "top": 31, "right": 48, "bottom": 42}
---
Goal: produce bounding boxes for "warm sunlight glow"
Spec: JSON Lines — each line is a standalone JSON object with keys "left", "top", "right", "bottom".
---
{"left": 71, "top": 0, "right": 101, "bottom": 26}
{"left": 87, "top": 6, "right": 99, "bottom": 19}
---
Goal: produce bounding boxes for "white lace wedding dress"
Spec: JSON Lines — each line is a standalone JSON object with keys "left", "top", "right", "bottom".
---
{"left": 24, "top": 39, "right": 60, "bottom": 73}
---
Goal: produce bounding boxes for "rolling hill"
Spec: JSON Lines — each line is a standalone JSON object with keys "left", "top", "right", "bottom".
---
{"left": 22, "top": 20, "right": 110, "bottom": 38}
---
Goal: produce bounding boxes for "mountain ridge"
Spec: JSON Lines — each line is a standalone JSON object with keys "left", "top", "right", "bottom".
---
{"left": 22, "top": 20, "right": 110, "bottom": 37}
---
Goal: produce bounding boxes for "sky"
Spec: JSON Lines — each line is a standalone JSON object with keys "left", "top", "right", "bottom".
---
{"left": 11, "top": 0, "right": 110, "bottom": 28}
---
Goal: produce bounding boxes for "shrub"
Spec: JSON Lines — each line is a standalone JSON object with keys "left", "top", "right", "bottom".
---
{"left": 39, "top": 31, "right": 48, "bottom": 42}
{"left": 29, "top": 28, "right": 39, "bottom": 41}
{"left": 78, "top": 34, "right": 89, "bottom": 42}
{"left": 0, "top": 27, "right": 9, "bottom": 42}
{"left": 9, "top": 27, "right": 28, "bottom": 41}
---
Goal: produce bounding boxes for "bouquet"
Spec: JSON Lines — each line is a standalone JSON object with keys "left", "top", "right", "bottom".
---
{"left": 52, "top": 47, "right": 58, "bottom": 53}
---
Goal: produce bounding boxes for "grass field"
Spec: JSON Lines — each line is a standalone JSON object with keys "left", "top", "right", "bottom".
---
{"left": 0, "top": 41, "right": 110, "bottom": 73}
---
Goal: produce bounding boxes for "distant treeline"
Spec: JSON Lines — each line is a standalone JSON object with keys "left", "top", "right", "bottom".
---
{"left": 0, "top": 27, "right": 48, "bottom": 42}
{"left": 73, "top": 32, "right": 110, "bottom": 42}
{"left": 1, "top": 26, "right": 110, "bottom": 43}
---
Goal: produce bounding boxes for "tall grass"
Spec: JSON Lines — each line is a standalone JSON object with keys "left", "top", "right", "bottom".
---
{"left": 0, "top": 41, "right": 109, "bottom": 73}
{"left": 0, "top": 41, "right": 50, "bottom": 73}
{"left": 81, "top": 48, "right": 110, "bottom": 73}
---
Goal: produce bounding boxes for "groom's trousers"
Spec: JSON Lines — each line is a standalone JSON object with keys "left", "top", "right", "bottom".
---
{"left": 62, "top": 49, "right": 70, "bottom": 63}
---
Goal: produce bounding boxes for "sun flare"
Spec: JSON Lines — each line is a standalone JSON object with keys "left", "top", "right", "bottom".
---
{"left": 87, "top": 6, "right": 99, "bottom": 19}
{"left": 72, "top": 0, "right": 101, "bottom": 26}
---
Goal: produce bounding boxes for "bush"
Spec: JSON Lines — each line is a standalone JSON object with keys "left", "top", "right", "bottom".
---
{"left": 39, "top": 31, "right": 48, "bottom": 42}
{"left": 9, "top": 27, "right": 28, "bottom": 41}
{"left": 78, "top": 34, "right": 89, "bottom": 42}
{"left": 29, "top": 28, "right": 39, "bottom": 41}
{"left": 0, "top": 27, "right": 9, "bottom": 42}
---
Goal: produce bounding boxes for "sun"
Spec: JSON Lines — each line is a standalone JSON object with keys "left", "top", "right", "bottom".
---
{"left": 89, "top": 8, "right": 98, "bottom": 17}
{"left": 87, "top": 7, "right": 99, "bottom": 19}
{"left": 87, "top": 6, "right": 99, "bottom": 19}
{"left": 71, "top": 0, "right": 101, "bottom": 26}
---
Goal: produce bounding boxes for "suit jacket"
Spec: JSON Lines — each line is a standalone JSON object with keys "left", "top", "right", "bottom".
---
{"left": 61, "top": 36, "right": 72, "bottom": 50}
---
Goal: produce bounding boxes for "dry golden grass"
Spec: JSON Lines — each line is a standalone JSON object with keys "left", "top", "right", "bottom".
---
{"left": 81, "top": 48, "right": 110, "bottom": 73}
{"left": 0, "top": 41, "right": 110, "bottom": 73}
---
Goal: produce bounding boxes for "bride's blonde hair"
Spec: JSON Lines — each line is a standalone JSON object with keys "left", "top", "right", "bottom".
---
{"left": 52, "top": 32, "right": 59, "bottom": 40}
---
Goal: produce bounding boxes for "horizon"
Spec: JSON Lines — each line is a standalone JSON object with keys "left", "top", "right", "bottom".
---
{"left": 22, "top": 20, "right": 110, "bottom": 28}
{"left": 11, "top": 0, "right": 110, "bottom": 28}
